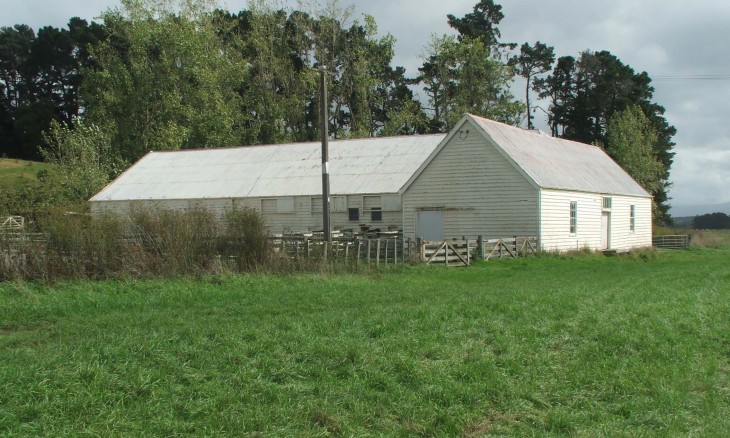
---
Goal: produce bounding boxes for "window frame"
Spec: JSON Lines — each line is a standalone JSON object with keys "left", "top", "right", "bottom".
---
{"left": 370, "top": 207, "right": 382, "bottom": 222}
{"left": 569, "top": 201, "right": 577, "bottom": 235}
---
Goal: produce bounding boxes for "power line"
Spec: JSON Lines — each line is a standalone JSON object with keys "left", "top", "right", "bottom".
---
{"left": 652, "top": 74, "right": 730, "bottom": 81}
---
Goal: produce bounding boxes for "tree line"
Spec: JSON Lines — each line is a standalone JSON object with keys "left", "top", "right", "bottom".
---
{"left": 0, "top": 0, "right": 675, "bottom": 223}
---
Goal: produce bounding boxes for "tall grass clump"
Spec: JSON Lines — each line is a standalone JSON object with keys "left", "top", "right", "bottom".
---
{"left": 0, "top": 207, "right": 271, "bottom": 281}
{"left": 217, "top": 207, "right": 269, "bottom": 270}
{"left": 688, "top": 229, "right": 730, "bottom": 248}
{"left": 126, "top": 207, "right": 220, "bottom": 276}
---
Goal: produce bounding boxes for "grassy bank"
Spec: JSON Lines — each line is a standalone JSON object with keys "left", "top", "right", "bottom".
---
{"left": 1, "top": 249, "right": 729, "bottom": 436}
{"left": 0, "top": 159, "right": 50, "bottom": 190}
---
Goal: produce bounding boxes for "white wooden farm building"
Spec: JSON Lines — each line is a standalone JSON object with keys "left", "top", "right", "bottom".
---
{"left": 90, "top": 114, "right": 653, "bottom": 252}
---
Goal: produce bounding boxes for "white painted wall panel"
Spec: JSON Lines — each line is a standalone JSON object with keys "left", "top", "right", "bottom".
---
{"left": 403, "top": 119, "right": 539, "bottom": 240}
{"left": 539, "top": 190, "right": 652, "bottom": 251}
{"left": 540, "top": 190, "right": 603, "bottom": 251}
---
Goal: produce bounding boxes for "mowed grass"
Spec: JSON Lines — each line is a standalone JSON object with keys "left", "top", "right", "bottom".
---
{"left": 0, "top": 158, "right": 51, "bottom": 190}
{"left": 1, "top": 249, "right": 729, "bottom": 436}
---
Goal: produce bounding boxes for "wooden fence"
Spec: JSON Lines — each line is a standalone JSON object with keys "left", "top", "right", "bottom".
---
{"left": 268, "top": 235, "right": 539, "bottom": 267}
{"left": 2, "top": 230, "right": 539, "bottom": 271}
{"left": 418, "top": 236, "right": 539, "bottom": 266}
{"left": 268, "top": 236, "right": 417, "bottom": 266}
{"left": 1, "top": 216, "right": 24, "bottom": 231}
{"left": 652, "top": 235, "right": 689, "bottom": 249}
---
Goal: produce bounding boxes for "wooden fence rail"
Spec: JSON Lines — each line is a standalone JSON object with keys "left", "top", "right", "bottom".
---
{"left": 2, "top": 231, "right": 539, "bottom": 270}
{"left": 479, "top": 236, "right": 539, "bottom": 260}
{"left": 1, "top": 216, "right": 24, "bottom": 231}
{"left": 267, "top": 235, "right": 541, "bottom": 267}
{"left": 268, "top": 236, "right": 417, "bottom": 266}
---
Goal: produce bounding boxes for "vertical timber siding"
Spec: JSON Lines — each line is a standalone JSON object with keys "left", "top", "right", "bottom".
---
{"left": 403, "top": 120, "right": 538, "bottom": 239}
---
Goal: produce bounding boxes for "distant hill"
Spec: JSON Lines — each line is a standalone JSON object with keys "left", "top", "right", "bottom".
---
{"left": 672, "top": 216, "right": 694, "bottom": 228}
{"left": 670, "top": 202, "right": 730, "bottom": 218}
{"left": 0, "top": 158, "right": 51, "bottom": 190}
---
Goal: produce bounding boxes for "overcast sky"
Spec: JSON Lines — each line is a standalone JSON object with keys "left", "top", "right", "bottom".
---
{"left": 2, "top": 0, "right": 729, "bottom": 212}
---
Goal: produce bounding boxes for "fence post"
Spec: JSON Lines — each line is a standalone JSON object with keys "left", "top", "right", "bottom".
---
{"left": 376, "top": 239, "right": 381, "bottom": 267}
{"left": 394, "top": 237, "right": 398, "bottom": 265}
{"left": 305, "top": 238, "right": 310, "bottom": 259}
{"left": 367, "top": 240, "right": 372, "bottom": 264}
{"left": 466, "top": 239, "right": 470, "bottom": 265}
{"left": 476, "top": 235, "right": 483, "bottom": 260}
{"left": 513, "top": 235, "right": 517, "bottom": 256}
{"left": 417, "top": 238, "right": 423, "bottom": 262}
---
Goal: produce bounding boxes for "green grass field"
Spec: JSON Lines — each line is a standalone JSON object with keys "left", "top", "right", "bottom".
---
{"left": 0, "top": 158, "right": 51, "bottom": 190}
{"left": 1, "top": 248, "right": 729, "bottom": 436}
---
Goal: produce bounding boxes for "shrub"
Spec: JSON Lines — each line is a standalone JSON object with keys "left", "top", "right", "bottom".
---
{"left": 0, "top": 207, "right": 270, "bottom": 281}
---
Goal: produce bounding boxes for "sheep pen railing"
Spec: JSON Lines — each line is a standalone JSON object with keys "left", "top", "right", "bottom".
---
{"left": 268, "top": 235, "right": 539, "bottom": 267}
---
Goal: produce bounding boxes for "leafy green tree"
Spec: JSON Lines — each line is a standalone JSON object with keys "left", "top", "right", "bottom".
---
{"left": 211, "top": 2, "right": 424, "bottom": 141}
{"left": 509, "top": 41, "right": 554, "bottom": 129}
{"left": 541, "top": 50, "right": 675, "bottom": 223}
{"left": 447, "top": 0, "right": 513, "bottom": 57}
{"left": 606, "top": 105, "right": 665, "bottom": 217}
{"left": 40, "top": 120, "right": 117, "bottom": 205}
{"left": 535, "top": 55, "right": 575, "bottom": 136}
{"left": 0, "top": 121, "right": 115, "bottom": 214}
{"left": 0, "top": 24, "right": 39, "bottom": 158}
{"left": 215, "top": 7, "right": 319, "bottom": 144}
{"left": 82, "top": 0, "right": 247, "bottom": 163}
{"left": 328, "top": 15, "right": 425, "bottom": 138}
{"left": 419, "top": 35, "right": 523, "bottom": 131}
{"left": 0, "top": 20, "right": 106, "bottom": 160}
{"left": 693, "top": 213, "right": 730, "bottom": 230}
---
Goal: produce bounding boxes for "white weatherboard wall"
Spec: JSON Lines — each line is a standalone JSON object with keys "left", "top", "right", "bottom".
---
{"left": 92, "top": 194, "right": 401, "bottom": 234}
{"left": 539, "top": 190, "right": 652, "bottom": 251}
{"left": 605, "top": 195, "right": 652, "bottom": 250}
{"left": 540, "top": 190, "right": 603, "bottom": 251}
{"left": 403, "top": 119, "right": 539, "bottom": 240}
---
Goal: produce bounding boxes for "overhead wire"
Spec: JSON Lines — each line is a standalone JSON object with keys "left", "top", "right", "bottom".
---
{"left": 652, "top": 74, "right": 730, "bottom": 81}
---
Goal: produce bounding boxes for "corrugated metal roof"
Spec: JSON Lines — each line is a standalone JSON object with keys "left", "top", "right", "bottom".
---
{"left": 469, "top": 115, "right": 651, "bottom": 197}
{"left": 90, "top": 134, "right": 446, "bottom": 201}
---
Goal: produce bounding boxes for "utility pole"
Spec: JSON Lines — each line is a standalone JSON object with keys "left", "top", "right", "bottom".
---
{"left": 320, "top": 68, "right": 331, "bottom": 243}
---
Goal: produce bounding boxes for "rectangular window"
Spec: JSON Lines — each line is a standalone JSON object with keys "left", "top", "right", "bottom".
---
{"left": 602, "top": 197, "right": 612, "bottom": 210}
{"left": 371, "top": 207, "right": 382, "bottom": 222}
{"left": 630, "top": 205, "right": 636, "bottom": 232}
{"left": 570, "top": 201, "right": 577, "bottom": 234}
{"left": 331, "top": 196, "right": 347, "bottom": 212}
{"left": 261, "top": 198, "right": 277, "bottom": 213}
{"left": 261, "top": 198, "right": 295, "bottom": 213}
{"left": 348, "top": 208, "right": 359, "bottom": 221}
{"left": 310, "top": 196, "right": 322, "bottom": 213}
{"left": 277, "top": 197, "right": 295, "bottom": 213}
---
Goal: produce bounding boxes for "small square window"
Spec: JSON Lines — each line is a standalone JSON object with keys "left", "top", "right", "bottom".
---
{"left": 371, "top": 207, "right": 382, "bottom": 222}
{"left": 348, "top": 208, "right": 359, "bottom": 221}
